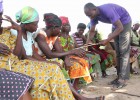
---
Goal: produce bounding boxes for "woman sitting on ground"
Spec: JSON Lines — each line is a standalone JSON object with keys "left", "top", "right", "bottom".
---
{"left": 1, "top": 6, "right": 75, "bottom": 100}
{"left": 130, "top": 23, "right": 140, "bottom": 74}
{"left": 71, "top": 23, "right": 102, "bottom": 78}
{"left": 85, "top": 26, "right": 113, "bottom": 77}
{"left": 0, "top": 2, "right": 34, "bottom": 100}
{"left": 33, "top": 13, "right": 102, "bottom": 100}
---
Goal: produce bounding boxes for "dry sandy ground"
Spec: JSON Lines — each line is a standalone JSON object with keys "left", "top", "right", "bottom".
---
{"left": 80, "top": 67, "right": 140, "bottom": 100}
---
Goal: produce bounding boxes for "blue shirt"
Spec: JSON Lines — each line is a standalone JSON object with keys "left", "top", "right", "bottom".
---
{"left": 91, "top": 3, "right": 131, "bottom": 27}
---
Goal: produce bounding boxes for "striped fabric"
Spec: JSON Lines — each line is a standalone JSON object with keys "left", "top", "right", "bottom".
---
{"left": 72, "top": 33, "right": 84, "bottom": 47}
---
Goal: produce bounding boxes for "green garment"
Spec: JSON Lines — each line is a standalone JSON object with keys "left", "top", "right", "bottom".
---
{"left": 16, "top": 6, "right": 39, "bottom": 23}
{"left": 131, "top": 31, "right": 140, "bottom": 45}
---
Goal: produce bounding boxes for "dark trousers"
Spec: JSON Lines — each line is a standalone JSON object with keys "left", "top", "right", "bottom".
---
{"left": 113, "top": 21, "right": 131, "bottom": 80}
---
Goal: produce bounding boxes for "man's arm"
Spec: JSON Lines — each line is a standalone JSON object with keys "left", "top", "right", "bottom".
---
{"left": 108, "top": 20, "right": 123, "bottom": 41}
{"left": 99, "top": 20, "right": 123, "bottom": 45}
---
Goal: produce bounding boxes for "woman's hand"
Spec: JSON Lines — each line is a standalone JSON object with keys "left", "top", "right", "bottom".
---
{"left": 3, "top": 15, "right": 21, "bottom": 31}
{"left": 64, "top": 56, "right": 73, "bottom": 70}
{"left": 47, "top": 61, "right": 63, "bottom": 69}
{"left": 71, "top": 48, "right": 86, "bottom": 57}
{"left": 0, "top": 43, "right": 11, "bottom": 55}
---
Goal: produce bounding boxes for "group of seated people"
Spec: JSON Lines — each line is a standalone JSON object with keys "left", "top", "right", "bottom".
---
{"left": 3, "top": 4, "right": 140, "bottom": 100}
{"left": 130, "top": 22, "right": 140, "bottom": 74}
{"left": 0, "top": 5, "right": 110, "bottom": 100}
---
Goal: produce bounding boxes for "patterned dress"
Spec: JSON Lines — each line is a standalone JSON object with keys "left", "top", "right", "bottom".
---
{"left": 0, "top": 28, "right": 74, "bottom": 100}
{"left": 59, "top": 35, "right": 92, "bottom": 83}
{"left": 33, "top": 29, "right": 70, "bottom": 80}
{"left": 71, "top": 33, "right": 102, "bottom": 75}
{"left": 0, "top": 69, "right": 34, "bottom": 100}
{"left": 86, "top": 32, "right": 113, "bottom": 71}
{"left": 130, "top": 30, "right": 140, "bottom": 64}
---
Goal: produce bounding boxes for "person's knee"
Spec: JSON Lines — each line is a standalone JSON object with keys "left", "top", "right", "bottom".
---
{"left": 19, "top": 91, "right": 32, "bottom": 100}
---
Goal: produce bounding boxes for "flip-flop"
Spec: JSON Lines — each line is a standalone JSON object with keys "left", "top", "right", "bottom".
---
{"left": 108, "top": 78, "right": 118, "bottom": 85}
{"left": 113, "top": 81, "right": 127, "bottom": 89}
{"left": 133, "top": 72, "right": 140, "bottom": 75}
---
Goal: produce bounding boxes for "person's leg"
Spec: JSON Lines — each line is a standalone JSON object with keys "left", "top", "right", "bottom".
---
{"left": 108, "top": 29, "right": 120, "bottom": 85}
{"left": 130, "top": 63, "right": 134, "bottom": 74}
{"left": 19, "top": 91, "right": 32, "bottom": 100}
{"left": 118, "top": 22, "right": 131, "bottom": 80}
{"left": 114, "top": 22, "right": 131, "bottom": 88}
{"left": 69, "top": 83, "right": 100, "bottom": 100}
{"left": 114, "top": 35, "right": 120, "bottom": 77}
{"left": 131, "top": 58, "right": 139, "bottom": 74}
{"left": 73, "top": 78, "right": 80, "bottom": 91}
{"left": 138, "top": 55, "right": 140, "bottom": 68}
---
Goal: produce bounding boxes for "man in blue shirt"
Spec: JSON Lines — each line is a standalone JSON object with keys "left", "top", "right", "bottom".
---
{"left": 84, "top": 2, "right": 132, "bottom": 88}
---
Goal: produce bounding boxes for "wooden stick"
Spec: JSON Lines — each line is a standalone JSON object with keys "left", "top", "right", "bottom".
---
{"left": 74, "top": 43, "right": 99, "bottom": 50}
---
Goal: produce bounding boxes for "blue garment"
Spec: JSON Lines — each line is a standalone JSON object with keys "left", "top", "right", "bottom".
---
{"left": 91, "top": 3, "right": 131, "bottom": 28}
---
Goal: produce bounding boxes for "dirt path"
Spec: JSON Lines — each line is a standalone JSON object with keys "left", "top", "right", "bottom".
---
{"left": 80, "top": 67, "right": 140, "bottom": 100}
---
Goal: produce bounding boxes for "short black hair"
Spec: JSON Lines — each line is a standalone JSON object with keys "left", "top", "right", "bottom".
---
{"left": 84, "top": 2, "right": 96, "bottom": 9}
{"left": 77, "top": 23, "right": 86, "bottom": 29}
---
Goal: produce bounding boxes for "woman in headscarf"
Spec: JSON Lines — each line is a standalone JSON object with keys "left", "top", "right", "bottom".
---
{"left": 0, "top": 2, "right": 34, "bottom": 100}
{"left": 0, "top": 6, "right": 75, "bottom": 100}
{"left": 58, "top": 16, "right": 105, "bottom": 100}
{"left": 58, "top": 16, "right": 93, "bottom": 89}
{"left": 33, "top": 13, "right": 101, "bottom": 100}
{"left": 71, "top": 22, "right": 102, "bottom": 78}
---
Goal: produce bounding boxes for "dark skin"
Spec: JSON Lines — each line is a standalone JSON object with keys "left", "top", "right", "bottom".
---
{"left": 0, "top": 15, "right": 10, "bottom": 56}
{"left": 17, "top": 21, "right": 62, "bottom": 67}
{"left": 35, "top": 22, "right": 102, "bottom": 100}
{"left": 0, "top": 15, "right": 32, "bottom": 100}
{"left": 0, "top": 15, "right": 23, "bottom": 58}
{"left": 131, "top": 23, "right": 140, "bottom": 46}
{"left": 35, "top": 26, "right": 86, "bottom": 59}
{"left": 59, "top": 23, "right": 95, "bottom": 100}
{"left": 130, "top": 24, "right": 140, "bottom": 74}
{"left": 84, "top": 7, "right": 123, "bottom": 45}
{"left": 74, "top": 28, "right": 87, "bottom": 48}
{"left": 18, "top": 21, "right": 45, "bottom": 61}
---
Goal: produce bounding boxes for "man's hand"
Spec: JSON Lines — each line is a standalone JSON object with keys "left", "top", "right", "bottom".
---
{"left": 99, "top": 39, "right": 109, "bottom": 46}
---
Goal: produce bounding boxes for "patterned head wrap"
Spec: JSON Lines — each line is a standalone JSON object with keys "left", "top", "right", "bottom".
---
{"left": 59, "top": 16, "right": 69, "bottom": 25}
{"left": 44, "top": 13, "right": 62, "bottom": 29}
{"left": 0, "top": 0, "right": 3, "bottom": 13}
{"left": 16, "top": 6, "right": 39, "bottom": 24}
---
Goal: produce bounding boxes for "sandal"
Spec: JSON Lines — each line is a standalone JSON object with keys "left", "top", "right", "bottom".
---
{"left": 113, "top": 81, "right": 127, "bottom": 89}
{"left": 108, "top": 77, "right": 118, "bottom": 85}
{"left": 133, "top": 71, "right": 140, "bottom": 75}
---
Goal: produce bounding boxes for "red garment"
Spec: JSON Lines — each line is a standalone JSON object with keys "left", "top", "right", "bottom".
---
{"left": 88, "top": 45, "right": 109, "bottom": 62}
{"left": 59, "top": 16, "right": 69, "bottom": 25}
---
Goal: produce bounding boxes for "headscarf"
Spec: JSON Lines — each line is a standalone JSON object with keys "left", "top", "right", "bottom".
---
{"left": 43, "top": 13, "right": 62, "bottom": 29}
{"left": 0, "top": 0, "right": 3, "bottom": 13}
{"left": 59, "top": 16, "right": 69, "bottom": 25}
{"left": 16, "top": 6, "right": 39, "bottom": 24}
